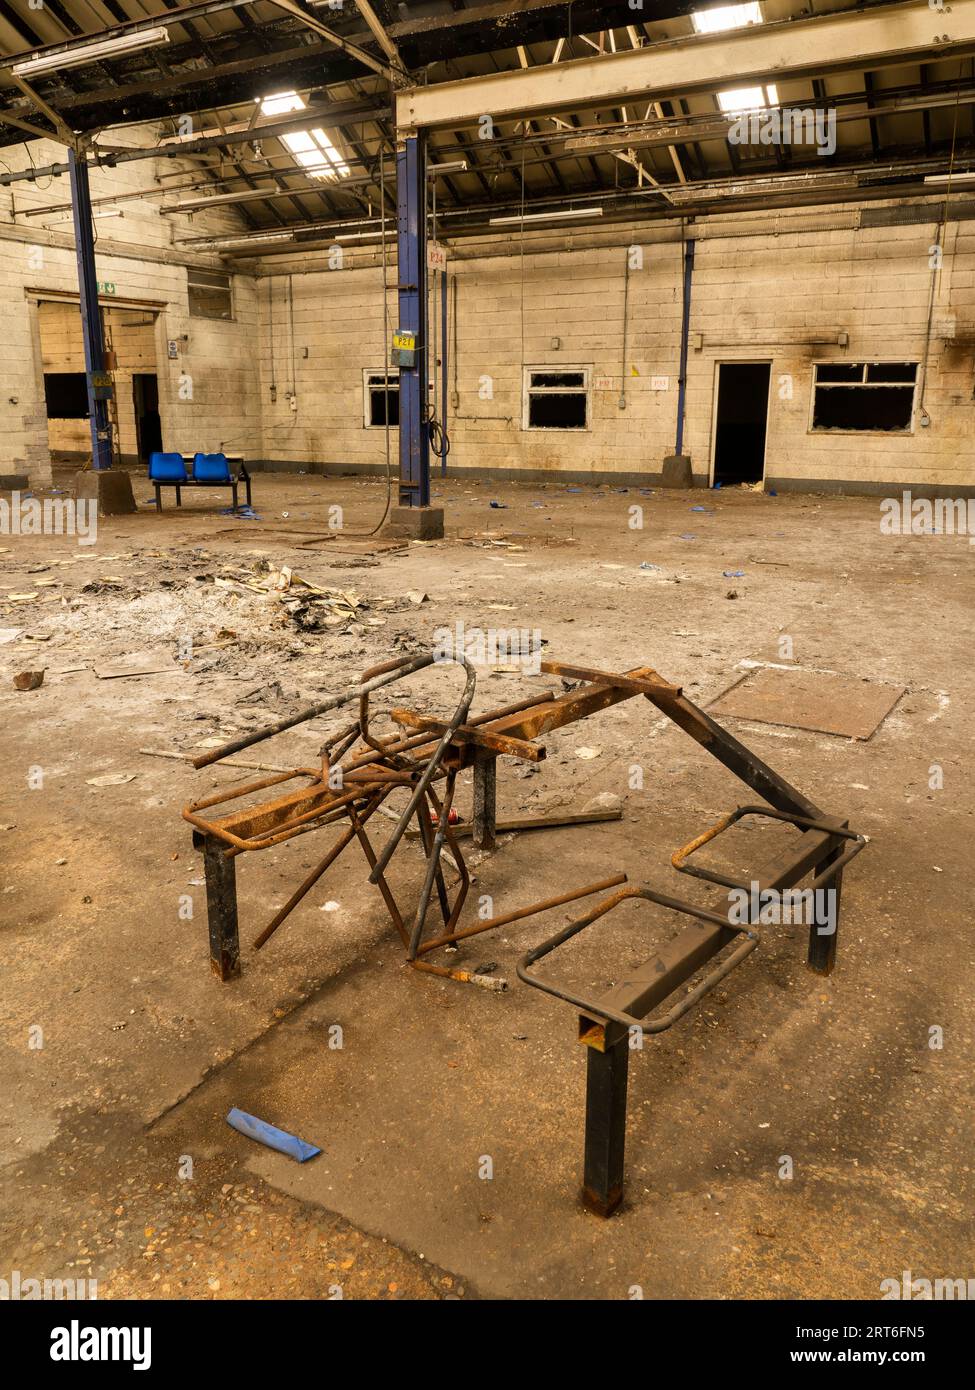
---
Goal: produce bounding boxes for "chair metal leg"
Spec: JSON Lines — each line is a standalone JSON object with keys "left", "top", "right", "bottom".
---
{"left": 203, "top": 835, "right": 240, "bottom": 981}
{"left": 581, "top": 1029, "right": 629, "bottom": 1217}
{"left": 154, "top": 484, "right": 161, "bottom": 512}
{"left": 808, "top": 848, "right": 844, "bottom": 975}
{"left": 472, "top": 748, "right": 497, "bottom": 851}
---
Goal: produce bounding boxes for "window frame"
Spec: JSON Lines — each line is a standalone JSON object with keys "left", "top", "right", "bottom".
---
{"left": 809, "top": 360, "right": 919, "bottom": 435}
{"left": 362, "top": 366, "right": 400, "bottom": 429}
{"left": 521, "top": 364, "right": 592, "bottom": 432}
{"left": 187, "top": 267, "right": 234, "bottom": 322}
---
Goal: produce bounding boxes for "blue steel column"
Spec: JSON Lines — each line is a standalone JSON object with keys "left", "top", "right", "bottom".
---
{"left": 674, "top": 237, "right": 696, "bottom": 457}
{"left": 68, "top": 147, "right": 113, "bottom": 471}
{"left": 440, "top": 269, "right": 449, "bottom": 475}
{"left": 396, "top": 134, "right": 430, "bottom": 506}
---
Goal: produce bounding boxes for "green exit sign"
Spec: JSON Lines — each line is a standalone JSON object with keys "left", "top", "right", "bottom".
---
{"left": 97, "top": 280, "right": 116, "bottom": 296}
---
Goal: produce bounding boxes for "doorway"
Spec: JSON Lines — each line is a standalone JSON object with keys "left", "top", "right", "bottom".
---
{"left": 712, "top": 362, "right": 771, "bottom": 486}
{"left": 132, "top": 373, "right": 162, "bottom": 464}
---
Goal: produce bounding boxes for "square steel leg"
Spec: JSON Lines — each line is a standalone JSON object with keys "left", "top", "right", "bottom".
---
{"left": 808, "top": 846, "right": 844, "bottom": 975}
{"left": 581, "top": 1032, "right": 630, "bottom": 1217}
{"left": 203, "top": 834, "right": 240, "bottom": 981}
{"left": 472, "top": 747, "right": 497, "bottom": 851}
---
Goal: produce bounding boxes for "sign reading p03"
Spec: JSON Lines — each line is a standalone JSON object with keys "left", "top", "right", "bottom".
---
{"left": 391, "top": 328, "right": 416, "bottom": 368}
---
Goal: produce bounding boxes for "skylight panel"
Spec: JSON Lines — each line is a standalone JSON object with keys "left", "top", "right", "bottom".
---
{"left": 717, "top": 83, "right": 778, "bottom": 115}
{"left": 692, "top": 3, "right": 763, "bottom": 34}
{"left": 257, "top": 92, "right": 350, "bottom": 181}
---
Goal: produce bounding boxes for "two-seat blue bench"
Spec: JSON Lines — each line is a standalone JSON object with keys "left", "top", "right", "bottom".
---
{"left": 148, "top": 452, "right": 252, "bottom": 513}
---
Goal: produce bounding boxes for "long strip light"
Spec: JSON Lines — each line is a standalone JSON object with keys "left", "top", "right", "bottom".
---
{"left": 10, "top": 27, "right": 170, "bottom": 77}
{"left": 489, "top": 207, "right": 602, "bottom": 226}
{"left": 182, "top": 231, "right": 296, "bottom": 251}
{"left": 923, "top": 172, "right": 975, "bottom": 186}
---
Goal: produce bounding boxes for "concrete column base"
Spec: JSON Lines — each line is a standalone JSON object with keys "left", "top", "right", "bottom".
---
{"left": 660, "top": 454, "right": 693, "bottom": 488}
{"left": 73, "top": 469, "right": 137, "bottom": 516}
{"left": 384, "top": 504, "right": 444, "bottom": 540}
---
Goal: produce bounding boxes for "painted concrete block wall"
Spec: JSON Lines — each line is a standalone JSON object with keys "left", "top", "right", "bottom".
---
{"left": 253, "top": 239, "right": 686, "bottom": 480}
{"left": 39, "top": 301, "right": 158, "bottom": 458}
{"left": 0, "top": 133, "right": 260, "bottom": 484}
{"left": 2, "top": 132, "right": 973, "bottom": 496}
{"left": 685, "top": 216, "right": 973, "bottom": 492}
{"left": 251, "top": 209, "right": 974, "bottom": 492}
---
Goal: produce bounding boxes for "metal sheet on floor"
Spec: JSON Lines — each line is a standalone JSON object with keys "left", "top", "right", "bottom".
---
{"left": 707, "top": 666, "right": 905, "bottom": 740}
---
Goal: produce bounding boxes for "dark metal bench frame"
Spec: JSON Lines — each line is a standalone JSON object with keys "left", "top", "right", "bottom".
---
{"left": 153, "top": 462, "right": 252, "bottom": 513}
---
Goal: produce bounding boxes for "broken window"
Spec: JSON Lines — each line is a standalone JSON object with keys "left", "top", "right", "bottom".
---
{"left": 188, "top": 268, "right": 233, "bottom": 320}
{"left": 43, "top": 372, "right": 89, "bottom": 419}
{"left": 363, "top": 369, "right": 399, "bottom": 428}
{"left": 523, "top": 367, "right": 590, "bottom": 430}
{"left": 812, "top": 362, "right": 918, "bottom": 432}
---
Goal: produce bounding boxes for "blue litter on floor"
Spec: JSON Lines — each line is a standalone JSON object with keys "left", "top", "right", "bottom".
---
{"left": 226, "top": 1108, "right": 321, "bottom": 1163}
{"left": 679, "top": 532, "right": 696, "bottom": 540}
{"left": 723, "top": 569, "right": 745, "bottom": 577}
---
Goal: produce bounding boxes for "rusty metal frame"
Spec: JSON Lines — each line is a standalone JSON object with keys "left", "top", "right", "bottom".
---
{"left": 182, "top": 651, "right": 865, "bottom": 1218}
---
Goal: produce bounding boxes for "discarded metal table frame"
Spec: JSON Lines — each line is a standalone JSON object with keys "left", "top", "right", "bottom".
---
{"left": 182, "top": 653, "right": 865, "bottom": 1217}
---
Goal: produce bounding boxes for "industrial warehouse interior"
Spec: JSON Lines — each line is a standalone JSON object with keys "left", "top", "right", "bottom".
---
{"left": 0, "top": 0, "right": 972, "bottom": 1337}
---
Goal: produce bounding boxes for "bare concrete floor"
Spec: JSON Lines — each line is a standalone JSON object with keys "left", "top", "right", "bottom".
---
{"left": 0, "top": 472, "right": 971, "bottom": 1300}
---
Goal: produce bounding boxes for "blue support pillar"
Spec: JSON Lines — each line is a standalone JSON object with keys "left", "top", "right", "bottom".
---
{"left": 675, "top": 237, "right": 696, "bottom": 457}
{"left": 68, "top": 147, "right": 113, "bottom": 472}
{"left": 440, "top": 269, "right": 449, "bottom": 476}
{"left": 396, "top": 134, "right": 430, "bottom": 507}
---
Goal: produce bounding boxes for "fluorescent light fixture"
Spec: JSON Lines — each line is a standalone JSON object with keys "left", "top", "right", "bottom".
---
{"left": 189, "top": 231, "right": 296, "bottom": 250}
{"left": 334, "top": 230, "right": 396, "bottom": 241}
{"left": 692, "top": 3, "right": 763, "bottom": 35}
{"left": 10, "top": 26, "right": 170, "bottom": 77}
{"left": 667, "top": 170, "right": 857, "bottom": 203}
{"left": 489, "top": 207, "right": 602, "bottom": 225}
{"left": 428, "top": 160, "right": 468, "bottom": 175}
{"left": 923, "top": 171, "right": 975, "bottom": 185}
{"left": 717, "top": 83, "right": 778, "bottom": 115}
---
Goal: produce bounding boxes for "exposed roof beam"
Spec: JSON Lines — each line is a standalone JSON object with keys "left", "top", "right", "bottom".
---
{"left": 566, "top": 84, "right": 975, "bottom": 154}
{"left": 396, "top": 1, "right": 975, "bottom": 129}
{"left": 351, "top": 0, "right": 404, "bottom": 68}
{"left": 5, "top": 71, "right": 73, "bottom": 144}
{"left": 267, "top": 0, "right": 408, "bottom": 85}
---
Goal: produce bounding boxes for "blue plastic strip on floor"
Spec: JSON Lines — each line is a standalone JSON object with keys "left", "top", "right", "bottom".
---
{"left": 226, "top": 1108, "right": 321, "bottom": 1162}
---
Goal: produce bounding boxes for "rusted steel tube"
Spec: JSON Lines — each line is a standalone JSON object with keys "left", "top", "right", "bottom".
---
{"left": 337, "top": 690, "right": 555, "bottom": 776}
{"left": 410, "top": 959, "right": 507, "bottom": 991}
{"left": 407, "top": 769, "right": 459, "bottom": 960}
{"left": 670, "top": 808, "right": 740, "bottom": 871}
{"left": 186, "top": 770, "right": 306, "bottom": 814}
{"left": 253, "top": 790, "right": 387, "bottom": 950}
{"left": 416, "top": 871, "right": 628, "bottom": 956}
{"left": 368, "top": 657, "right": 477, "bottom": 884}
{"left": 191, "top": 653, "right": 434, "bottom": 769}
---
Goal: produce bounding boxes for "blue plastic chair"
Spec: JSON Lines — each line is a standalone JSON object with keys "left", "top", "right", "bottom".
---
{"left": 192, "top": 452, "right": 232, "bottom": 483}
{"left": 148, "top": 451, "right": 188, "bottom": 511}
{"left": 148, "top": 451, "right": 188, "bottom": 482}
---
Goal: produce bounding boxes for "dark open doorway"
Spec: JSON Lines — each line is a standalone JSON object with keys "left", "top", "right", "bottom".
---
{"left": 132, "top": 373, "right": 162, "bottom": 464}
{"left": 712, "top": 362, "right": 771, "bottom": 486}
